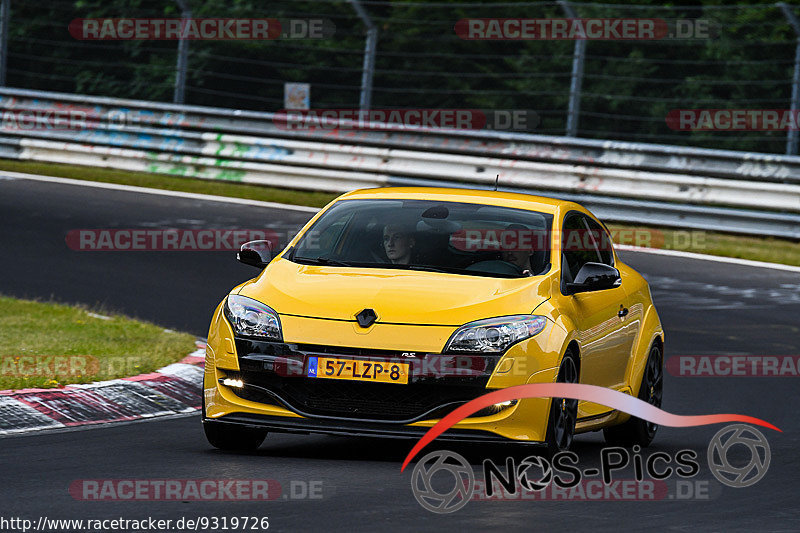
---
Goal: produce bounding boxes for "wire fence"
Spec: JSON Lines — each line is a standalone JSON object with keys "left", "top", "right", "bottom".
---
{"left": 4, "top": 0, "right": 800, "bottom": 155}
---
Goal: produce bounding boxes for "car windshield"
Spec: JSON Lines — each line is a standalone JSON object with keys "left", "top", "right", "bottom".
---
{"left": 288, "top": 198, "right": 554, "bottom": 278}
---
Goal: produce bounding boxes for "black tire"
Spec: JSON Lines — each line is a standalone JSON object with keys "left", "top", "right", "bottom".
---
{"left": 203, "top": 421, "right": 267, "bottom": 451}
{"left": 202, "top": 394, "right": 268, "bottom": 451}
{"left": 603, "top": 342, "right": 663, "bottom": 447}
{"left": 545, "top": 350, "right": 579, "bottom": 455}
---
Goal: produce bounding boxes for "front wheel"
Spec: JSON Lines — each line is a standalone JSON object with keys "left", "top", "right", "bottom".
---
{"left": 545, "top": 350, "right": 579, "bottom": 455}
{"left": 603, "top": 342, "right": 663, "bottom": 447}
{"left": 203, "top": 421, "right": 268, "bottom": 451}
{"left": 202, "top": 393, "right": 267, "bottom": 451}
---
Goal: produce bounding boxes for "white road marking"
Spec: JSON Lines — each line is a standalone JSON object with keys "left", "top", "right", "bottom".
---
{"left": 0, "top": 170, "right": 319, "bottom": 213}
{"left": 616, "top": 244, "right": 800, "bottom": 274}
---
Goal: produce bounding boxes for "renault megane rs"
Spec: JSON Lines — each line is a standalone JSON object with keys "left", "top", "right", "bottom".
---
{"left": 202, "top": 187, "right": 664, "bottom": 453}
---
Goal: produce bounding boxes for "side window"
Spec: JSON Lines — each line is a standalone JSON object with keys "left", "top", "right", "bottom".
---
{"left": 561, "top": 213, "right": 597, "bottom": 284}
{"left": 583, "top": 217, "right": 614, "bottom": 266}
{"left": 561, "top": 212, "right": 614, "bottom": 289}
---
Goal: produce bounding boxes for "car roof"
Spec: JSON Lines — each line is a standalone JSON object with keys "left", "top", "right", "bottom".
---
{"left": 336, "top": 187, "right": 579, "bottom": 215}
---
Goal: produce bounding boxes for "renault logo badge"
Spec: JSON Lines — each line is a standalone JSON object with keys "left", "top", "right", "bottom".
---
{"left": 355, "top": 308, "right": 378, "bottom": 328}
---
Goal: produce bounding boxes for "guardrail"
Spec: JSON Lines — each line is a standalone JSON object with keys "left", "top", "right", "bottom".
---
{"left": 1, "top": 87, "right": 798, "bottom": 239}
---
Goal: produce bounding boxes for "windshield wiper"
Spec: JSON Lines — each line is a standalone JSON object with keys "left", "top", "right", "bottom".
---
{"left": 294, "top": 258, "right": 450, "bottom": 272}
{"left": 295, "top": 256, "right": 355, "bottom": 267}
{"left": 293, "top": 258, "right": 519, "bottom": 278}
{"left": 406, "top": 264, "right": 518, "bottom": 277}
{"left": 405, "top": 264, "right": 455, "bottom": 274}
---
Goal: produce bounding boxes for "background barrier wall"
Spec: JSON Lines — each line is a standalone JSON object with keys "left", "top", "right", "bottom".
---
{"left": 1, "top": 87, "right": 798, "bottom": 238}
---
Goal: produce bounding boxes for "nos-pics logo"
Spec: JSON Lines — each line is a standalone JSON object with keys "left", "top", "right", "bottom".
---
{"left": 410, "top": 424, "right": 771, "bottom": 514}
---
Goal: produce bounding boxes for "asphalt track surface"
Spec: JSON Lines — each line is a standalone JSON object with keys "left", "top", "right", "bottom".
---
{"left": 1, "top": 176, "right": 798, "bottom": 532}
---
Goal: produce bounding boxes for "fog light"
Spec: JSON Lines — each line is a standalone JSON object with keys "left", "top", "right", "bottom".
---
{"left": 469, "top": 399, "right": 518, "bottom": 418}
{"left": 221, "top": 378, "right": 244, "bottom": 388}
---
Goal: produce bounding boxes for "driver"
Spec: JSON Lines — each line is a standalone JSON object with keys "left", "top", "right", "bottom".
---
{"left": 502, "top": 248, "right": 533, "bottom": 275}
{"left": 501, "top": 223, "right": 536, "bottom": 275}
{"left": 382, "top": 223, "right": 415, "bottom": 264}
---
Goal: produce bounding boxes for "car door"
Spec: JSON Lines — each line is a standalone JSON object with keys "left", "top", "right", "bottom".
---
{"left": 582, "top": 215, "right": 640, "bottom": 391}
{"left": 560, "top": 212, "right": 634, "bottom": 418}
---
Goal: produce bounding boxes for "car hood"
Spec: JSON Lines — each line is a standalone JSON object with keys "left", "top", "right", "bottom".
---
{"left": 237, "top": 258, "right": 551, "bottom": 326}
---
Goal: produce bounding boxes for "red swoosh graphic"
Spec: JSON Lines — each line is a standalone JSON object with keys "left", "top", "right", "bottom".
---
{"left": 400, "top": 383, "right": 781, "bottom": 472}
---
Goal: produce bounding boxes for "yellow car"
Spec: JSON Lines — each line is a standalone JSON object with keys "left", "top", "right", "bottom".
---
{"left": 202, "top": 187, "right": 664, "bottom": 453}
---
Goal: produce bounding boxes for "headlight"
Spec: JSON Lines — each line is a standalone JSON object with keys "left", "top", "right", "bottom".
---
{"left": 445, "top": 315, "right": 547, "bottom": 353}
{"left": 224, "top": 295, "right": 282, "bottom": 341}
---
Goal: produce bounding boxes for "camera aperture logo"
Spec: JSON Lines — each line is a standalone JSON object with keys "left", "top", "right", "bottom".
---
{"left": 708, "top": 424, "right": 770, "bottom": 488}
{"left": 411, "top": 451, "right": 474, "bottom": 514}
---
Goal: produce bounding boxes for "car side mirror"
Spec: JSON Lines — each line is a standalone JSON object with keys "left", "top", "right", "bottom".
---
{"left": 565, "top": 262, "right": 621, "bottom": 295}
{"left": 237, "top": 240, "right": 274, "bottom": 269}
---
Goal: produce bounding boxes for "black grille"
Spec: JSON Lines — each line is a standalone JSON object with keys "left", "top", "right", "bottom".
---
{"left": 227, "top": 370, "right": 488, "bottom": 422}
{"left": 228, "top": 339, "right": 500, "bottom": 422}
{"left": 236, "top": 339, "right": 408, "bottom": 358}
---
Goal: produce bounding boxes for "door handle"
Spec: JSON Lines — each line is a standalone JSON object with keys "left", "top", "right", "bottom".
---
{"left": 618, "top": 306, "right": 629, "bottom": 319}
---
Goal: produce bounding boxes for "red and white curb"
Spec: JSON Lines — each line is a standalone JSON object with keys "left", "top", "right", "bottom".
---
{"left": 0, "top": 341, "right": 206, "bottom": 436}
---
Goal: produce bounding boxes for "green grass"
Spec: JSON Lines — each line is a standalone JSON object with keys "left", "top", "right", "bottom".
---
{"left": 1, "top": 158, "right": 798, "bottom": 267}
{"left": 0, "top": 295, "right": 196, "bottom": 390}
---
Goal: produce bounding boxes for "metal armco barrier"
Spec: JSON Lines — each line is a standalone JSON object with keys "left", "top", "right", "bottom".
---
{"left": 1, "top": 87, "right": 799, "bottom": 238}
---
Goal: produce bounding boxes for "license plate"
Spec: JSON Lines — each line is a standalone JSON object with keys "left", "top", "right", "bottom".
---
{"left": 307, "top": 356, "right": 409, "bottom": 384}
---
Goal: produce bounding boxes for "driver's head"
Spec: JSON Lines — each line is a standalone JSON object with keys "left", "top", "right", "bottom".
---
{"left": 383, "top": 223, "right": 415, "bottom": 264}
{"left": 502, "top": 249, "right": 531, "bottom": 270}
{"left": 501, "top": 223, "right": 532, "bottom": 271}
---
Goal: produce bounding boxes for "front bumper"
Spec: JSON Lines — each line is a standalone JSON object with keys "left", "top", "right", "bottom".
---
{"left": 205, "top": 413, "right": 525, "bottom": 443}
{"left": 204, "top": 304, "right": 561, "bottom": 443}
